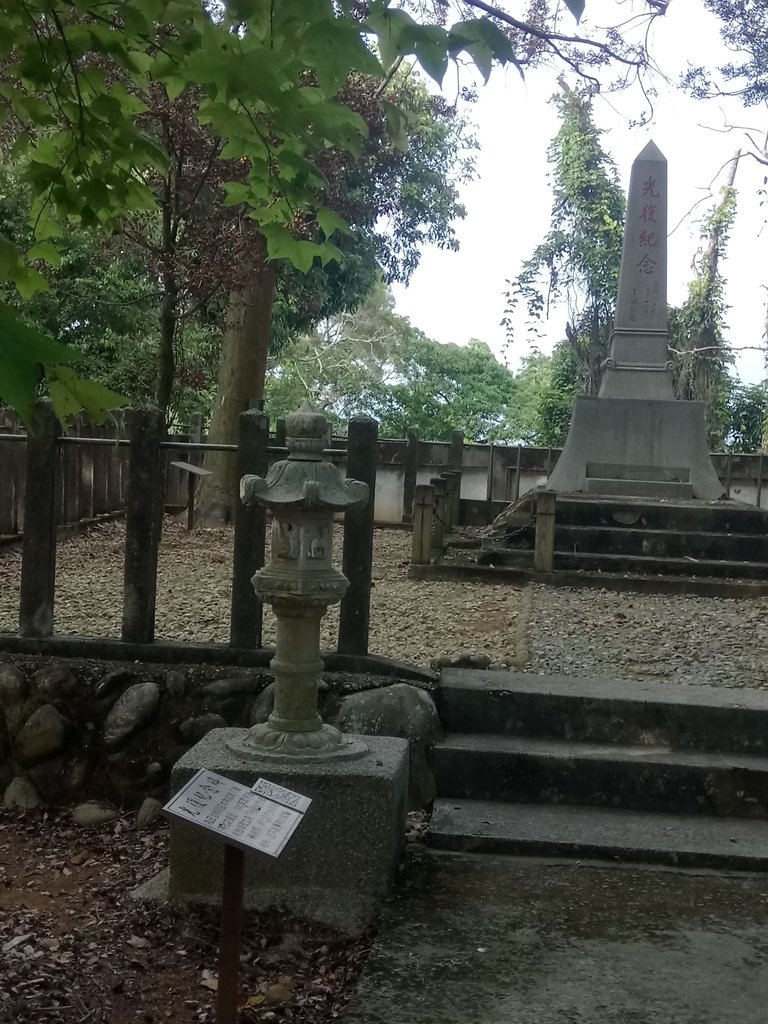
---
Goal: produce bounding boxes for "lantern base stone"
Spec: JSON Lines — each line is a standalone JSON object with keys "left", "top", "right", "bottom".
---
{"left": 164, "top": 728, "right": 409, "bottom": 932}
{"left": 230, "top": 721, "right": 368, "bottom": 761}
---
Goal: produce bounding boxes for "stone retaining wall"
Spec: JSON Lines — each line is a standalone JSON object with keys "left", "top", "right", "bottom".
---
{"left": 0, "top": 656, "right": 440, "bottom": 812}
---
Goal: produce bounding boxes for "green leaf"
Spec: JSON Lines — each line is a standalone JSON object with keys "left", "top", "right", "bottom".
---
{"left": 382, "top": 99, "right": 412, "bottom": 153}
{"left": 221, "top": 181, "right": 251, "bottom": 207}
{"left": 563, "top": 0, "right": 586, "bottom": 22}
{"left": 410, "top": 26, "right": 450, "bottom": 84}
{"left": 261, "top": 224, "right": 318, "bottom": 272}
{"left": 27, "top": 242, "right": 61, "bottom": 267}
{"left": 304, "top": 21, "right": 382, "bottom": 92}
{"left": 0, "top": 302, "right": 78, "bottom": 420}
{"left": 447, "top": 19, "right": 518, "bottom": 79}
{"left": 316, "top": 207, "right": 350, "bottom": 240}
{"left": 366, "top": 7, "right": 419, "bottom": 71}
{"left": 46, "top": 366, "right": 128, "bottom": 424}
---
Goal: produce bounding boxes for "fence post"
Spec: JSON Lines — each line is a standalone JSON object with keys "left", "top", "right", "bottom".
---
{"left": 757, "top": 454, "right": 764, "bottom": 508}
{"left": 534, "top": 488, "right": 557, "bottom": 573}
{"left": 486, "top": 442, "right": 494, "bottom": 504}
{"left": 430, "top": 477, "right": 446, "bottom": 554}
{"left": 0, "top": 410, "right": 22, "bottom": 536}
{"left": 449, "top": 429, "right": 464, "bottom": 471}
{"left": 78, "top": 415, "right": 95, "bottom": 521}
{"left": 19, "top": 402, "right": 60, "bottom": 638}
{"left": 401, "top": 425, "right": 419, "bottom": 524}
{"left": 122, "top": 408, "right": 166, "bottom": 644}
{"left": 449, "top": 429, "right": 464, "bottom": 527}
{"left": 338, "top": 415, "right": 379, "bottom": 656}
{"left": 442, "top": 471, "right": 458, "bottom": 531}
{"left": 230, "top": 409, "right": 270, "bottom": 649}
{"left": 411, "top": 484, "right": 434, "bottom": 565}
{"left": 275, "top": 418, "right": 287, "bottom": 449}
{"left": 184, "top": 412, "right": 204, "bottom": 530}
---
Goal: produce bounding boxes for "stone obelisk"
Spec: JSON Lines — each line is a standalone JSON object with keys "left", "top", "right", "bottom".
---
{"left": 600, "top": 141, "right": 674, "bottom": 401}
{"left": 547, "top": 141, "right": 724, "bottom": 501}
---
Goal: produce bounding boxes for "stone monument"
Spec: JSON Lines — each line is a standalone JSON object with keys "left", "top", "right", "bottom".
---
{"left": 547, "top": 141, "right": 724, "bottom": 500}
{"left": 165, "top": 403, "right": 409, "bottom": 930}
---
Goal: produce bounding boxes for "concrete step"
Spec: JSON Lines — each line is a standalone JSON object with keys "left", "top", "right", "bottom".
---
{"left": 555, "top": 523, "right": 768, "bottom": 562}
{"left": 554, "top": 549, "right": 768, "bottom": 579}
{"left": 556, "top": 494, "right": 768, "bottom": 534}
{"left": 431, "top": 733, "right": 768, "bottom": 817}
{"left": 437, "top": 670, "right": 768, "bottom": 755}
{"left": 429, "top": 798, "right": 768, "bottom": 870}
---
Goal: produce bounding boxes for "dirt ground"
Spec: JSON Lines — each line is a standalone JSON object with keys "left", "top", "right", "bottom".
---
{"left": 0, "top": 809, "right": 372, "bottom": 1024}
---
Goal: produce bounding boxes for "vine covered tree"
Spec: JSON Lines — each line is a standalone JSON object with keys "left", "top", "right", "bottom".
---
{"left": 669, "top": 153, "right": 740, "bottom": 447}
{"left": 504, "top": 82, "right": 625, "bottom": 398}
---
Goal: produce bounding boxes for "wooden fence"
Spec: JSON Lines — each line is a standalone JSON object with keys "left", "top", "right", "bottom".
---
{"left": 0, "top": 406, "right": 379, "bottom": 662}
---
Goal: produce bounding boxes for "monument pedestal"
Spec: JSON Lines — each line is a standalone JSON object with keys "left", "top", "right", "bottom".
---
{"left": 547, "top": 396, "right": 724, "bottom": 501}
{"left": 166, "top": 729, "right": 409, "bottom": 932}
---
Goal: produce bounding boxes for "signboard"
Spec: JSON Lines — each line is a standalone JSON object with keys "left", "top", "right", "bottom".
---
{"left": 164, "top": 769, "right": 310, "bottom": 858}
{"left": 170, "top": 459, "right": 212, "bottom": 477}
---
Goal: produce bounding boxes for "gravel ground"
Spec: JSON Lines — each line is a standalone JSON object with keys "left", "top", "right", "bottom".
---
{"left": 1, "top": 518, "right": 767, "bottom": 687}
{"left": 527, "top": 584, "right": 768, "bottom": 689}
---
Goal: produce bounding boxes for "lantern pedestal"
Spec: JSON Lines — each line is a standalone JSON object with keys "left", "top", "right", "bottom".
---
{"left": 165, "top": 728, "right": 409, "bottom": 931}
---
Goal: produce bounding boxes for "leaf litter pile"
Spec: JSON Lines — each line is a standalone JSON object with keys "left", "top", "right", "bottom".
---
{"left": 0, "top": 809, "right": 371, "bottom": 1024}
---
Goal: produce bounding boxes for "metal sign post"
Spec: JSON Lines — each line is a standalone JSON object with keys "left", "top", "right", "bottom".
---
{"left": 164, "top": 771, "right": 311, "bottom": 1021}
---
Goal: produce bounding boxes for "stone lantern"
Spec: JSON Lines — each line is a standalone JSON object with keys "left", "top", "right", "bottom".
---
{"left": 233, "top": 402, "right": 369, "bottom": 760}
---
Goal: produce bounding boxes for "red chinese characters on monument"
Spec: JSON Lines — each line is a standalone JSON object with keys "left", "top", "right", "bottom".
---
{"left": 642, "top": 177, "right": 660, "bottom": 198}
{"left": 633, "top": 176, "right": 663, "bottom": 320}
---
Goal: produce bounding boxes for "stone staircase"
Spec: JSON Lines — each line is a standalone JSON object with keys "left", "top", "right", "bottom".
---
{"left": 429, "top": 669, "right": 768, "bottom": 870}
{"left": 479, "top": 493, "right": 768, "bottom": 580}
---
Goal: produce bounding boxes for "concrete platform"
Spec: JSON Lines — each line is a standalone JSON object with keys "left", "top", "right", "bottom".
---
{"left": 344, "top": 851, "right": 768, "bottom": 1024}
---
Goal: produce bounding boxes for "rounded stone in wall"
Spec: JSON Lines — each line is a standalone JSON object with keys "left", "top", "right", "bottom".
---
{"left": 103, "top": 682, "right": 161, "bottom": 749}
{"left": 332, "top": 683, "right": 443, "bottom": 809}
{"left": 66, "top": 759, "right": 91, "bottom": 794}
{"left": 249, "top": 682, "right": 275, "bottom": 725}
{"left": 15, "top": 704, "right": 67, "bottom": 765}
{"left": 32, "top": 663, "right": 78, "bottom": 700}
{"left": 3, "top": 776, "right": 42, "bottom": 809}
{"left": 0, "top": 665, "right": 26, "bottom": 706}
{"left": 27, "top": 756, "right": 69, "bottom": 803}
{"left": 95, "top": 668, "right": 137, "bottom": 699}
{"left": 164, "top": 671, "right": 187, "bottom": 701}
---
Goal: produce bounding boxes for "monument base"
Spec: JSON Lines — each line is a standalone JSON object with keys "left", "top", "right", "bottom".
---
{"left": 164, "top": 729, "right": 409, "bottom": 932}
{"left": 547, "top": 396, "right": 724, "bottom": 500}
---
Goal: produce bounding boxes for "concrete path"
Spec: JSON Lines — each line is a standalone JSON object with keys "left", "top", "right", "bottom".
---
{"left": 344, "top": 851, "right": 768, "bottom": 1024}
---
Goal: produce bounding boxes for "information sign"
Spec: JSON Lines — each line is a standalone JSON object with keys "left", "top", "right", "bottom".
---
{"left": 164, "top": 769, "right": 310, "bottom": 858}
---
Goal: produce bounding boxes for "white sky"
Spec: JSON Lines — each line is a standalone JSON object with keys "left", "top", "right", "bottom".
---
{"left": 390, "top": 0, "right": 768, "bottom": 385}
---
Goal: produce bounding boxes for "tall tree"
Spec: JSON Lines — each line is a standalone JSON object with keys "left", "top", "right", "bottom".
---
{"left": 0, "top": 1, "right": 665, "bottom": 421}
{"left": 504, "top": 82, "right": 625, "bottom": 397}
{"left": 197, "top": 71, "right": 477, "bottom": 523}
{"left": 265, "top": 283, "right": 520, "bottom": 442}
{"left": 668, "top": 153, "right": 740, "bottom": 447}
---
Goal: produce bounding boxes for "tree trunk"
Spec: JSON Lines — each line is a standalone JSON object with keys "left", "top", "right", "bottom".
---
{"left": 156, "top": 270, "right": 177, "bottom": 414}
{"left": 196, "top": 261, "right": 277, "bottom": 525}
